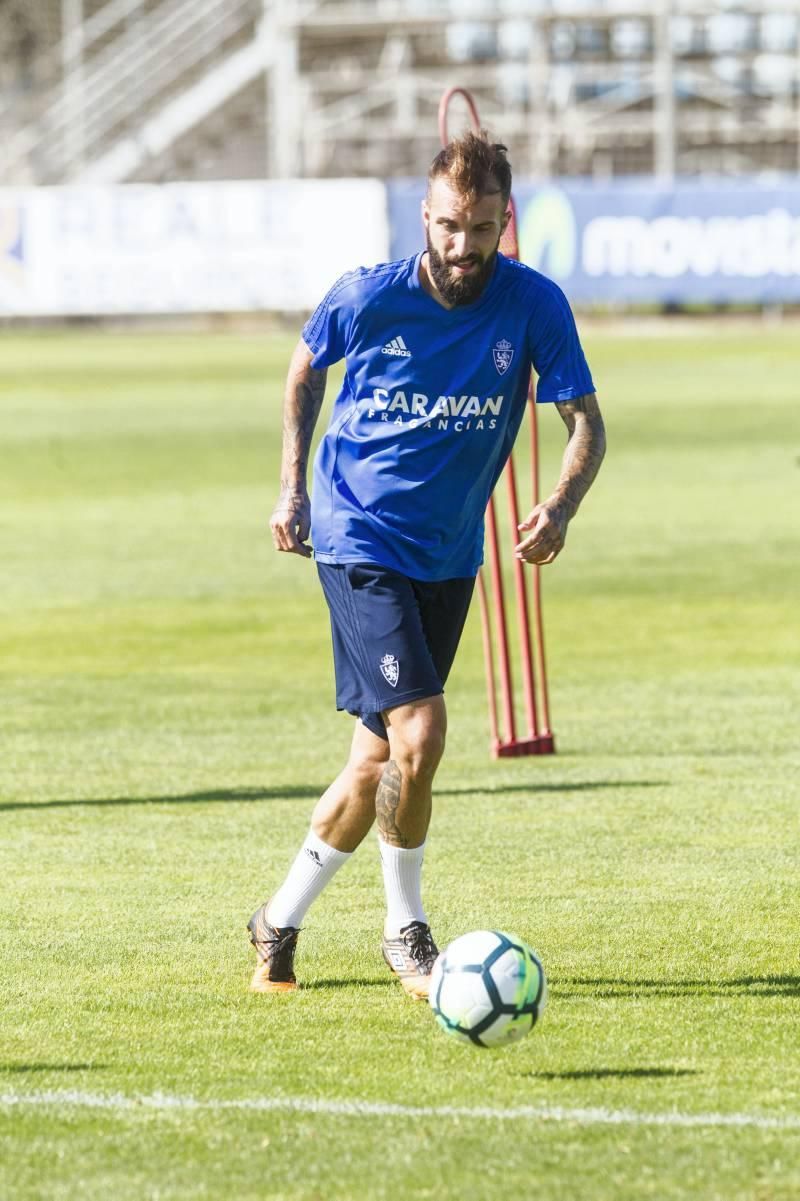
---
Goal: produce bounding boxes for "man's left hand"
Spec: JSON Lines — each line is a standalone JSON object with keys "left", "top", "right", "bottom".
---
{"left": 515, "top": 502, "right": 568, "bottom": 565}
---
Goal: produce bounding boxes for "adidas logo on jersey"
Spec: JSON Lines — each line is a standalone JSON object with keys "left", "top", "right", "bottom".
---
{"left": 381, "top": 335, "right": 411, "bottom": 358}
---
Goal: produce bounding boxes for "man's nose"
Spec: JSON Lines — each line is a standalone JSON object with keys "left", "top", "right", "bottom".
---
{"left": 451, "top": 231, "right": 473, "bottom": 260}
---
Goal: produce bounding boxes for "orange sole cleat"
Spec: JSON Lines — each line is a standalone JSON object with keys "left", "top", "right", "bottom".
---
{"left": 382, "top": 922, "right": 439, "bottom": 1001}
{"left": 247, "top": 902, "right": 300, "bottom": 994}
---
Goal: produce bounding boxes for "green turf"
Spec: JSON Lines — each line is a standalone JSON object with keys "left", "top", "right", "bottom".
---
{"left": 1, "top": 324, "right": 798, "bottom": 1201}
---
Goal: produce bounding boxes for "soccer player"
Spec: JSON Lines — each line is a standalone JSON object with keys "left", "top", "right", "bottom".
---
{"left": 249, "top": 131, "right": 605, "bottom": 997}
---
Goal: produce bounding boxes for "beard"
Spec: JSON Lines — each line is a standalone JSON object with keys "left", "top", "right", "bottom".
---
{"left": 425, "top": 230, "right": 500, "bottom": 307}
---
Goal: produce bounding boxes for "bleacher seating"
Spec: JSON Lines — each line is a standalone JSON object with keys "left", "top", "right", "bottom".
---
{"left": 1, "top": 1, "right": 799, "bottom": 185}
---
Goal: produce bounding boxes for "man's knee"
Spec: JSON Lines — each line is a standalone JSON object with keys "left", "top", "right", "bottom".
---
{"left": 351, "top": 754, "right": 388, "bottom": 792}
{"left": 349, "top": 720, "right": 390, "bottom": 789}
{"left": 384, "top": 698, "right": 447, "bottom": 780}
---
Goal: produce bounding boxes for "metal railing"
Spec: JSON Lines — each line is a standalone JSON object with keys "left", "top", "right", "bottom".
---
{"left": 3, "top": 0, "right": 261, "bottom": 182}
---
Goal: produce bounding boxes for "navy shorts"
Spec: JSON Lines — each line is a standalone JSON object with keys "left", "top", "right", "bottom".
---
{"left": 316, "top": 562, "right": 475, "bottom": 740}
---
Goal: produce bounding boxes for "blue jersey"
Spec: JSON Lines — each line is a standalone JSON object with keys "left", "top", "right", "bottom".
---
{"left": 302, "top": 251, "right": 595, "bottom": 582}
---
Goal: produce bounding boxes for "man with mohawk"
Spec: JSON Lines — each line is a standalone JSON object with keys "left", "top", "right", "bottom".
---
{"left": 249, "top": 131, "right": 606, "bottom": 997}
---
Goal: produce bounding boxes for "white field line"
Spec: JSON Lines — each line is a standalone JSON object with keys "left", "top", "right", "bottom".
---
{"left": 1, "top": 1090, "right": 799, "bottom": 1132}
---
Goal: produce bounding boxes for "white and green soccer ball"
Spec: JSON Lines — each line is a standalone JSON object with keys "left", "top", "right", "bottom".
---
{"left": 429, "top": 930, "right": 547, "bottom": 1049}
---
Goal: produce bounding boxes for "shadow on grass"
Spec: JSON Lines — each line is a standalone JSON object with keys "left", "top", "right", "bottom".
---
{"left": 437, "top": 781, "right": 666, "bottom": 797}
{"left": 0, "top": 786, "right": 326, "bottom": 812}
{"left": 554, "top": 975, "right": 800, "bottom": 998}
{"left": 301, "top": 978, "right": 395, "bottom": 992}
{"left": 0, "top": 779, "right": 665, "bottom": 813}
{"left": 522, "top": 1067, "right": 698, "bottom": 1081}
{"left": 0, "top": 1063, "right": 107, "bottom": 1074}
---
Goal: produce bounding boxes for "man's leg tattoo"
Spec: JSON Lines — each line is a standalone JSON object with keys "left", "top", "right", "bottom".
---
{"left": 376, "top": 760, "right": 407, "bottom": 847}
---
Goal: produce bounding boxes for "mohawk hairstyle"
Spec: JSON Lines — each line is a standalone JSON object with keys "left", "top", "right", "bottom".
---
{"left": 427, "top": 129, "right": 512, "bottom": 208}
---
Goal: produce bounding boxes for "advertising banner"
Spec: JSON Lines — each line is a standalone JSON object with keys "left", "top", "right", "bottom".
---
{"left": 388, "top": 177, "right": 800, "bottom": 305}
{"left": 5, "top": 176, "right": 800, "bottom": 314}
{"left": 0, "top": 179, "right": 389, "bottom": 316}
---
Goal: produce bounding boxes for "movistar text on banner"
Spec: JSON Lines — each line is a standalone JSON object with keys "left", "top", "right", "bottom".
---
{"left": 388, "top": 177, "right": 800, "bottom": 305}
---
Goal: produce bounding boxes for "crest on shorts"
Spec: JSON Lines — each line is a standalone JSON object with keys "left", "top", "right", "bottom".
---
{"left": 379, "top": 653, "right": 399, "bottom": 688}
{"left": 493, "top": 338, "right": 514, "bottom": 375}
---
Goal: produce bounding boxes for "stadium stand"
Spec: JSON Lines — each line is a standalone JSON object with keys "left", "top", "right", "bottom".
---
{"left": 1, "top": 1, "right": 799, "bottom": 185}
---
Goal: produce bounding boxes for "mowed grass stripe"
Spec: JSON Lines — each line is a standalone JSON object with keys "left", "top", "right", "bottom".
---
{"left": 3, "top": 1090, "right": 800, "bottom": 1131}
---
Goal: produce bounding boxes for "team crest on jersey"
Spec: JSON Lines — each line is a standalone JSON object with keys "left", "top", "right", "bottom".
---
{"left": 379, "top": 654, "right": 399, "bottom": 688}
{"left": 493, "top": 339, "right": 514, "bottom": 375}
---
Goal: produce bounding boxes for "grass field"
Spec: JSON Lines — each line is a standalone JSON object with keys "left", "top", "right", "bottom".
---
{"left": 1, "top": 322, "right": 799, "bottom": 1200}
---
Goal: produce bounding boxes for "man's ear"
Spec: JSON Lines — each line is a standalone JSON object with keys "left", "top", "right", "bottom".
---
{"left": 501, "top": 207, "right": 512, "bottom": 232}
{"left": 421, "top": 197, "right": 430, "bottom": 230}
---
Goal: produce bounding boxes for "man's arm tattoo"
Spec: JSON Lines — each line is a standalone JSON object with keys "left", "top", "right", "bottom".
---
{"left": 552, "top": 392, "right": 606, "bottom": 519}
{"left": 280, "top": 357, "right": 327, "bottom": 492}
{"left": 375, "top": 760, "right": 408, "bottom": 847}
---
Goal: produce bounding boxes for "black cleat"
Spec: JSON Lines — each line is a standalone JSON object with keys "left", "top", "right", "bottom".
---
{"left": 247, "top": 902, "right": 300, "bottom": 994}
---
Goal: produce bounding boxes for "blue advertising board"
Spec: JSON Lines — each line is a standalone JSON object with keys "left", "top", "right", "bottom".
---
{"left": 388, "top": 176, "right": 800, "bottom": 305}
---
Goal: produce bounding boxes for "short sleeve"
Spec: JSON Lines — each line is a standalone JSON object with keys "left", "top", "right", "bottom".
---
{"left": 527, "top": 281, "right": 595, "bottom": 403}
{"left": 301, "top": 272, "right": 359, "bottom": 369}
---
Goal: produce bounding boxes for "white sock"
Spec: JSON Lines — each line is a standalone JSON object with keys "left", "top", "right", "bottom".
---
{"left": 267, "top": 829, "right": 352, "bottom": 928}
{"left": 379, "top": 838, "right": 427, "bottom": 936}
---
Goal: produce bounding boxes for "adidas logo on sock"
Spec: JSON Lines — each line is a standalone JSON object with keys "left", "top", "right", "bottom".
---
{"left": 305, "top": 848, "right": 323, "bottom": 867}
{"left": 381, "top": 335, "right": 411, "bottom": 358}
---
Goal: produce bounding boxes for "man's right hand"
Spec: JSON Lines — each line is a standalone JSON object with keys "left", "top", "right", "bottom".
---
{"left": 270, "top": 486, "right": 312, "bottom": 557}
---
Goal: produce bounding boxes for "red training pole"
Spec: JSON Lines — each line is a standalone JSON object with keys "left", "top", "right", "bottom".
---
{"left": 438, "top": 85, "right": 556, "bottom": 757}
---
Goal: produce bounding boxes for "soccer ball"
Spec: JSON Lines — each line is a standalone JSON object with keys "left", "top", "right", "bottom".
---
{"left": 429, "top": 930, "right": 547, "bottom": 1048}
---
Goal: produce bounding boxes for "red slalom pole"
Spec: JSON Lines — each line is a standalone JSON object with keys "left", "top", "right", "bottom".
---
{"left": 504, "top": 455, "right": 539, "bottom": 742}
{"left": 485, "top": 495, "right": 516, "bottom": 747}
{"left": 438, "top": 87, "right": 481, "bottom": 145}
{"left": 438, "top": 85, "right": 555, "bottom": 758}
{"left": 476, "top": 570, "right": 500, "bottom": 756}
{"left": 529, "top": 414, "right": 554, "bottom": 747}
